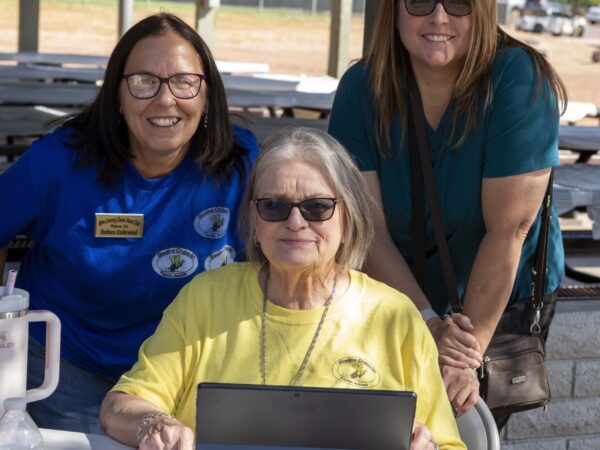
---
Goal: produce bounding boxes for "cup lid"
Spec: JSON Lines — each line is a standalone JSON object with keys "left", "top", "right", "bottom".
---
{"left": 0, "top": 288, "right": 29, "bottom": 313}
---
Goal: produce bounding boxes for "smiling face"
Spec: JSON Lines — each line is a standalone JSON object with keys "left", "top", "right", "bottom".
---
{"left": 119, "top": 31, "right": 207, "bottom": 173}
{"left": 254, "top": 159, "right": 344, "bottom": 275}
{"left": 397, "top": 0, "right": 472, "bottom": 77}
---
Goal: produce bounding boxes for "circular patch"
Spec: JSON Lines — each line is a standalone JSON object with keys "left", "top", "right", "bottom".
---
{"left": 194, "top": 207, "right": 230, "bottom": 239}
{"left": 152, "top": 248, "right": 199, "bottom": 279}
{"left": 204, "top": 245, "right": 236, "bottom": 271}
{"left": 333, "top": 357, "right": 380, "bottom": 388}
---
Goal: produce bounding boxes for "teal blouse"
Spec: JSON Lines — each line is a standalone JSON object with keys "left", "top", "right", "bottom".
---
{"left": 328, "top": 46, "right": 564, "bottom": 314}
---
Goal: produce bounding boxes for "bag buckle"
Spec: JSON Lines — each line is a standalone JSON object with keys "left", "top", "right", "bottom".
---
{"left": 530, "top": 309, "right": 542, "bottom": 335}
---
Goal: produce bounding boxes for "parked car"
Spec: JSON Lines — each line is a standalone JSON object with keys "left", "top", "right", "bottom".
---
{"left": 587, "top": 6, "right": 600, "bottom": 24}
{"left": 547, "top": 12, "right": 574, "bottom": 36}
{"left": 518, "top": 2, "right": 586, "bottom": 36}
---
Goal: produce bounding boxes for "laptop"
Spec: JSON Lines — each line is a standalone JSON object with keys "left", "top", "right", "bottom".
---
{"left": 195, "top": 382, "right": 416, "bottom": 450}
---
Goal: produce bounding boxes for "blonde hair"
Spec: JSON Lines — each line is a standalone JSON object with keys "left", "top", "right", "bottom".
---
{"left": 239, "top": 127, "right": 374, "bottom": 271}
{"left": 366, "top": 0, "right": 567, "bottom": 153}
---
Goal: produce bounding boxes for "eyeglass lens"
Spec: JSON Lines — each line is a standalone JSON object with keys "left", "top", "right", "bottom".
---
{"left": 255, "top": 198, "right": 338, "bottom": 222}
{"left": 405, "top": 0, "right": 471, "bottom": 17}
{"left": 125, "top": 73, "right": 204, "bottom": 99}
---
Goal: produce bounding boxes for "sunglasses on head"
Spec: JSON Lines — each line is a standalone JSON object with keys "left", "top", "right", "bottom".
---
{"left": 405, "top": 0, "right": 471, "bottom": 17}
{"left": 254, "top": 198, "right": 340, "bottom": 222}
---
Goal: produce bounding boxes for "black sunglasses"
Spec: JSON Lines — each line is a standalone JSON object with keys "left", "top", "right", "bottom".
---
{"left": 405, "top": 0, "right": 471, "bottom": 17}
{"left": 254, "top": 198, "right": 340, "bottom": 222}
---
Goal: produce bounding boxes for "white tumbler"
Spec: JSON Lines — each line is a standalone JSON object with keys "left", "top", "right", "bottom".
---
{"left": 0, "top": 287, "right": 61, "bottom": 416}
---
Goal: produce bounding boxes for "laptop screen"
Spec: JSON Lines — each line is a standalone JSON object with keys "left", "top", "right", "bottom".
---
{"left": 196, "top": 383, "right": 416, "bottom": 450}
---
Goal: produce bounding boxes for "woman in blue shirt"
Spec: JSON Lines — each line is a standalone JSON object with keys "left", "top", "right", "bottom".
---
{"left": 0, "top": 13, "right": 258, "bottom": 433}
{"left": 329, "top": 0, "right": 566, "bottom": 427}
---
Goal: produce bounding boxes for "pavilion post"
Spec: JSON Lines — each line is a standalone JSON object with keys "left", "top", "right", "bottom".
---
{"left": 18, "top": 0, "right": 40, "bottom": 52}
{"left": 327, "top": 0, "right": 352, "bottom": 79}
{"left": 363, "top": 0, "right": 380, "bottom": 57}
{"left": 195, "top": 0, "right": 220, "bottom": 49}
{"left": 118, "top": 0, "right": 134, "bottom": 38}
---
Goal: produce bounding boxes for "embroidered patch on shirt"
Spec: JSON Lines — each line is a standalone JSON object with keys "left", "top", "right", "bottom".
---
{"left": 94, "top": 213, "right": 144, "bottom": 238}
{"left": 194, "top": 207, "right": 230, "bottom": 239}
{"left": 152, "top": 248, "right": 198, "bottom": 279}
{"left": 204, "top": 245, "right": 236, "bottom": 271}
{"left": 333, "top": 357, "right": 380, "bottom": 388}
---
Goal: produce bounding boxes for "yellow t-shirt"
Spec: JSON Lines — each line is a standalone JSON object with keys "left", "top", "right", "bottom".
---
{"left": 112, "top": 262, "right": 465, "bottom": 449}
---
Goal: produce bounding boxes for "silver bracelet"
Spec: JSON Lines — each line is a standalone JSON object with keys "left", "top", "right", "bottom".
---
{"left": 420, "top": 308, "right": 439, "bottom": 324}
{"left": 136, "top": 412, "right": 176, "bottom": 443}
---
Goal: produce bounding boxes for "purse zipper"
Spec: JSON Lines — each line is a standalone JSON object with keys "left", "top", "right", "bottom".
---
{"left": 478, "top": 356, "right": 490, "bottom": 379}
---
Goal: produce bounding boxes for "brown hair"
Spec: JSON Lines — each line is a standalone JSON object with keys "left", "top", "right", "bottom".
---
{"left": 366, "top": 0, "right": 567, "bottom": 153}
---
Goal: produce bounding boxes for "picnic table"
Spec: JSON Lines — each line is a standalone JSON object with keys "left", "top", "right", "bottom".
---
{"left": 0, "top": 51, "right": 270, "bottom": 74}
{"left": 0, "top": 51, "right": 109, "bottom": 67}
{"left": 0, "top": 64, "right": 104, "bottom": 83}
{"left": 558, "top": 125, "right": 600, "bottom": 163}
{"left": 0, "top": 80, "right": 99, "bottom": 107}
{"left": 554, "top": 164, "right": 600, "bottom": 240}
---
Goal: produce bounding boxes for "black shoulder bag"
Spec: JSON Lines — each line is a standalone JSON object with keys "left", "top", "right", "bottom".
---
{"left": 407, "top": 79, "right": 552, "bottom": 416}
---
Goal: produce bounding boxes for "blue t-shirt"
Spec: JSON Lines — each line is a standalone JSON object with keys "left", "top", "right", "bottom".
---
{"left": 329, "top": 47, "right": 564, "bottom": 314}
{"left": 0, "top": 126, "right": 259, "bottom": 379}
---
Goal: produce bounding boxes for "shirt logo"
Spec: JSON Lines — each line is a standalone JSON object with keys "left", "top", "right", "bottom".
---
{"left": 333, "top": 357, "right": 380, "bottom": 388}
{"left": 194, "top": 207, "right": 230, "bottom": 239}
{"left": 152, "top": 248, "right": 198, "bottom": 279}
{"left": 0, "top": 331, "right": 14, "bottom": 349}
{"left": 204, "top": 245, "right": 236, "bottom": 270}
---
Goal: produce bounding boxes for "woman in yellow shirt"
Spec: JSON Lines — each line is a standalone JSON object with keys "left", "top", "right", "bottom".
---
{"left": 100, "top": 128, "right": 465, "bottom": 450}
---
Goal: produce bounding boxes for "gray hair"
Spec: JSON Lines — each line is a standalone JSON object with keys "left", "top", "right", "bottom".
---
{"left": 239, "top": 127, "right": 374, "bottom": 271}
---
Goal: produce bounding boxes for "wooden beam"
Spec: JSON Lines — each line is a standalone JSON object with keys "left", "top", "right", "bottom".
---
{"left": 327, "top": 0, "right": 352, "bottom": 79}
{"left": 18, "top": 0, "right": 39, "bottom": 52}
{"left": 363, "top": 0, "right": 381, "bottom": 57}
{"left": 118, "top": 0, "right": 134, "bottom": 38}
{"left": 195, "top": 0, "right": 218, "bottom": 49}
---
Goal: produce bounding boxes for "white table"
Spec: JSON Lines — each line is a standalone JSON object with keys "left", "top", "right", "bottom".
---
{"left": 41, "top": 428, "right": 133, "bottom": 450}
{"left": 41, "top": 429, "right": 335, "bottom": 450}
{"left": 560, "top": 101, "right": 599, "bottom": 125}
{"left": 553, "top": 164, "right": 600, "bottom": 239}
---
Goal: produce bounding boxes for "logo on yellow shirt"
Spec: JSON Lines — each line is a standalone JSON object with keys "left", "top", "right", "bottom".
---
{"left": 333, "top": 357, "right": 380, "bottom": 388}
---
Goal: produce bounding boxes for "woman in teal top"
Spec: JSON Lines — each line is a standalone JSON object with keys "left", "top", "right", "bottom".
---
{"left": 329, "top": 0, "right": 566, "bottom": 426}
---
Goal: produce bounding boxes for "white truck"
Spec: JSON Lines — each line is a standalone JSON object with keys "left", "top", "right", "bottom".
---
{"left": 497, "top": 0, "right": 528, "bottom": 28}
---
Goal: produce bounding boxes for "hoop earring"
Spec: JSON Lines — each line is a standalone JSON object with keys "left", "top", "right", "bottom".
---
{"left": 203, "top": 114, "right": 208, "bottom": 129}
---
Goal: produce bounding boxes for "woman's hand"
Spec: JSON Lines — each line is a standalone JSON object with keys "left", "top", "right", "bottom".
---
{"left": 139, "top": 416, "right": 195, "bottom": 450}
{"left": 441, "top": 365, "right": 480, "bottom": 416}
{"left": 428, "top": 314, "right": 483, "bottom": 369}
{"left": 410, "top": 422, "right": 440, "bottom": 450}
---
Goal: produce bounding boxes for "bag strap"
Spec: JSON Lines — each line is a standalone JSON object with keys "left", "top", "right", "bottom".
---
{"left": 531, "top": 169, "right": 554, "bottom": 335}
{"left": 408, "top": 108, "right": 426, "bottom": 289}
{"left": 407, "top": 77, "right": 462, "bottom": 314}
